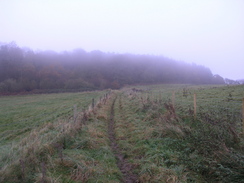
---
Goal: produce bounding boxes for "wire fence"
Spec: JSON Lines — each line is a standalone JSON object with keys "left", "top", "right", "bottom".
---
{"left": 129, "top": 87, "right": 244, "bottom": 132}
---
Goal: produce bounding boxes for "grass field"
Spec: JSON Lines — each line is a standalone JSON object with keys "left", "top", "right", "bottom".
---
{"left": 0, "top": 90, "right": 109, "bottom": 182}
{"left": 114, "top": 84, "right": 244, "bottom": 182}
{"left": 0, "top": 84, "right": 243, "bottom": 182}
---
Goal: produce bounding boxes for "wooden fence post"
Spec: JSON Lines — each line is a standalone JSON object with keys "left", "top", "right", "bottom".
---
{"left": 172, "top": 91, "right": 175, "bottom": 108}
{"left": 41, "top": 162, "right": 46, "bottom": 183}
{"left": 92, "top": 98, "right": 95, "bottom": 109}
{"left": 19, "top": 159, "right": 25, "bottom": 181}
{"left": 242, "top": 98, "right": 244, "bottom": 133}
{"left": 73, "top": 105, "right": 77, "bottom": 123}
{"left": 194, "top": 93, "right": 197, "bottom": 120}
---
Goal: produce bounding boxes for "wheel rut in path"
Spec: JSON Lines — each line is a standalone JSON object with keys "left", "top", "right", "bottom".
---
{"left": 108, "top": 96, "right": 138, "bottom": 183}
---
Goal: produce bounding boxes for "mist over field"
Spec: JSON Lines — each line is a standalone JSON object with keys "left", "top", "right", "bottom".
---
{"left": 1, "top": 42, "right": 240, "bottom": 93}
{"left": 0, "top": 0, "right": 244, "bottom": 81}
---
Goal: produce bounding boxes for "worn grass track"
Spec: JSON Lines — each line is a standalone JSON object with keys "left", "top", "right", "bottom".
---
{"left": 108, "top": 94, "right": 138, "bottom": 183}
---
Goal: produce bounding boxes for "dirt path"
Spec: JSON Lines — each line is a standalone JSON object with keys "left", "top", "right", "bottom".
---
{"left": 108, "top": 96, "right": 138, "bottom": 183}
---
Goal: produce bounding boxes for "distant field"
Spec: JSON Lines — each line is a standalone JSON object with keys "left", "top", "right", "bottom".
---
{"left": 0, "top": 91, "right": 108, "bottom": 136}
{"left": 0, "top": 91, "right": 106, "bottom": 132}
{"left": 0, "top": 84, "right": 243, "bottom": 182}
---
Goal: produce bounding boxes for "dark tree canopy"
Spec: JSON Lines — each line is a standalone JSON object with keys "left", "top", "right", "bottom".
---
{"left": 0, "top": 42, "right": 226, "bottom": 93}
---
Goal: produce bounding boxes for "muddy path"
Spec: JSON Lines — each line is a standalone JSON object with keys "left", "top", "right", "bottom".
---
{"left": 108, "top": 96, "right": 138, "bottom": 183}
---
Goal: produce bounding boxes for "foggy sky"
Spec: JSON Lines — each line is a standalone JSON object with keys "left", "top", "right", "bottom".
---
{"left": 1, "top": 0, "right": 244, "bottom": 80}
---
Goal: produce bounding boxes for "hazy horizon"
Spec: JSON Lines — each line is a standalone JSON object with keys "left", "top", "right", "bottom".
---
{"left": 1, "top": 0, "right": 244, "bottom": 80}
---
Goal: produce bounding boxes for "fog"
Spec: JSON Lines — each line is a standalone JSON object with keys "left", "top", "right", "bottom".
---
{"left": 1, "top": 0, "right": 244, "bottom": 80}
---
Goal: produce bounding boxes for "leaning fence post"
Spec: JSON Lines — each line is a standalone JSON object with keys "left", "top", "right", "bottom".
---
{"left": 194, "top": 93, "right": 197, "bottom": 120}
{"left": 242, "top": 98, "right": 244, "bottom": 133}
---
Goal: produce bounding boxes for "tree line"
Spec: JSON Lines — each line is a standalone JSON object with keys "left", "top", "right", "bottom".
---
{"left": 0, "top": 42, "right": 230, "bottom": 93}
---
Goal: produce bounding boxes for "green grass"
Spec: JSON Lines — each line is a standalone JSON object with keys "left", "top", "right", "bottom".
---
{"left": 1, "top": 84, "right": 244, "bottom": 182}
{"left": 0, "top": 91, "right": 106, "bottom": 131}
{"left": 116, "top": 85, "right": 244, "bottom": 182}
{"left": 0, "top": 91, "right": 107, "bottom": 145}
{"left": 0, "top": 90, "right": 120, "bottom": 182}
